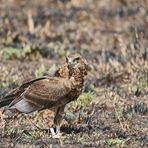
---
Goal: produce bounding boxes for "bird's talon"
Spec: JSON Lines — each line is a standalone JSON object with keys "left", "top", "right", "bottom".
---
{"left": 50, "top": 127, "right": 62, "bottom": 138}
{"left": 52, "top": 132, "right": 62, "bottom": 138}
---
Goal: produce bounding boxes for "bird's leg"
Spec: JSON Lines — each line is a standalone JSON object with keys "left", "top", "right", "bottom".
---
{"left": 49, "top": 127, "right": 56, "bottom": 136}
{"left": 51, "top": 105, "right": 65, "bottom": 138}
{"left": 49, "top": 126, "right": 61, "bottom": 138}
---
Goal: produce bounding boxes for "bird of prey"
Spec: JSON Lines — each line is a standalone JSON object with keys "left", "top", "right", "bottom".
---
{"left": 0, "top": 54, "right": 88, "bottom": 137}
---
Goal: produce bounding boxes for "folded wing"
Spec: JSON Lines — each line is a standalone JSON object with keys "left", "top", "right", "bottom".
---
{"left": 9, "top": 77, "right": 70, "bottom": 113}
{"left": 0, "top": 76, "right": 48, "bottom": 108}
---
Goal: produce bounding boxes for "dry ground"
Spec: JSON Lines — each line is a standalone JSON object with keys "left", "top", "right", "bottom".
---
{"left": 0, "top": 0, "right": 148, "bottom": 147}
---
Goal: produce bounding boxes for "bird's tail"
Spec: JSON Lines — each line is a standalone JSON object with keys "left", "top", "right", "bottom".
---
{"left": 0, "top": 90, "right": 17, "bottom": 108}
{"left": 0, "top": 97, "right": 14, "bottom": 108}
{"left": 0, "top": 76, "right": 48, "bottom": 108}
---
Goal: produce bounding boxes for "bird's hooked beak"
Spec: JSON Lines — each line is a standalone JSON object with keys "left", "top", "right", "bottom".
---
{"left": 66, "top": 55, "right": 90, "bottom": 72}
{"left": 66, "top": 57, "right": 78, "bottom": 69}
{"left": 67, "top": 58, "right": 76, "bottom": 65}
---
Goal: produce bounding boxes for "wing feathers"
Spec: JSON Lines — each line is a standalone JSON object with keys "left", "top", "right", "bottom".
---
{"left": 0, "top": 77, "right": 50, "bottom": 108}
{"left": 10, "top": 98, "right": 43, "bottom": 113}
{"left": 20, "top": 76, "right": 49, "bottom": 89}
{"left": 0, "top": 98, "right": 14, "bottom": 108}
{"left": 1, "top": 76, "right": 71, "bottom": 113}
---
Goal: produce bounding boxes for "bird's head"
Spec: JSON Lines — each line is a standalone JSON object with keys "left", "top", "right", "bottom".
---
{"left": 66, "top": 53, "right": 89, "bottom": 76}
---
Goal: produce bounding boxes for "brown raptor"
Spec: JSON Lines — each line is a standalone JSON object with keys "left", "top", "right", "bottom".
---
{"left": 0, "top": 53, "right": 89, "bottom": 137}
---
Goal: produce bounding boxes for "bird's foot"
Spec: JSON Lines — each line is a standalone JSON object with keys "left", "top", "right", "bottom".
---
{"left": 50, "top": 127, "right": 62, "bottom": 138}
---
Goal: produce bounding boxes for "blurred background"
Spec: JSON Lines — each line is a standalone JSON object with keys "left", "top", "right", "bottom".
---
{"left": 0, "top": 0, "right": 148, "bottom": 147}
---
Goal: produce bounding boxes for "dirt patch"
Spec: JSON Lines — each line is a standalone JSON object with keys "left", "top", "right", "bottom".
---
{"left": 0, "top": 0, "right": 148, "bottom": 147}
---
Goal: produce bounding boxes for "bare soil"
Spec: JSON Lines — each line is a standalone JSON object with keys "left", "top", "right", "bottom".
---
{"left": 0, "top": 0, "right": 148, "bottom": 147}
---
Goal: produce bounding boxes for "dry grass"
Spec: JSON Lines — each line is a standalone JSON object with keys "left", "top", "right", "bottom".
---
{"left": 0, "top": 0, "right": 148, "bottom": 147}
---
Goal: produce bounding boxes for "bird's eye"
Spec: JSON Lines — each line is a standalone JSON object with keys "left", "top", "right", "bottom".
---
{"left": 69, "top": 60, "right": 77, "bottom": 65}
{"left": 73, "top": 57, "right": 80, "bottom": 63}
{"left": 69, "top": 57, "right": 80, "bottom": 65}
{"left": 68, "top": 57, "right": 80, "bottom": 65}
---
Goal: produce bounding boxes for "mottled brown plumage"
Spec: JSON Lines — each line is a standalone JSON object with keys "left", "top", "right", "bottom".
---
{"left": 0, "top": 54, "right": 88, "bottom": 137}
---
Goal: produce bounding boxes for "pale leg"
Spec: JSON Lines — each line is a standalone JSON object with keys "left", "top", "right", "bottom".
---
{"left": 52, "top": 105, "right": 65, "bottom": 138}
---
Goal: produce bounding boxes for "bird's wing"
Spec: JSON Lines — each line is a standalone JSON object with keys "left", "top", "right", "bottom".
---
{"left": 9, "top": 77, "right": 71, "bottom": 113}
{"left": 21, "top": 76, "right": 49, "bottom": 88}
{"left": 3, "top": 76, "right": 49, "bottom": 100}
{"left": 0, "top": 76, "right": 49, "bottom": 108}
